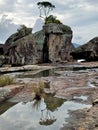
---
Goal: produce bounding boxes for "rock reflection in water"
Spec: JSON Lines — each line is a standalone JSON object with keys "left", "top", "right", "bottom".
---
{"left": 0, "top": 101, "right": 16, "bottom": 115}
{"left": 32, "top": 95, "right": 66, "bottom": 126}
{"left": 39, "top": 109, "right": 56, "bottom": 126}
{"left": 0, "top": 96, "right": 91, "bottom": 130}
{"left": 16, "top": 69, "right": 57, "bottom": 79}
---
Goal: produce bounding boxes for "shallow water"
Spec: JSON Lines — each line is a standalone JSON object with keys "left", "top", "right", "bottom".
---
{"left": 73, "top": 95, "right": 88, "bottom": 101}
{"left": 0, "top": 65, "right": 96, "bottom": 130}
{"left": 3, "top": 65, "right": 98, "bottom": 80}
{"left": 0, "top": 97, "right": 91, "bottom": 130}
{"left": 0, "top": 102, "right": 16, "bottom": 115}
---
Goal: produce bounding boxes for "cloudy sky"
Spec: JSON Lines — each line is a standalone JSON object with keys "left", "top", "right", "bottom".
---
{"left": 0, "top": 0, "right": 98, "bottom": 44}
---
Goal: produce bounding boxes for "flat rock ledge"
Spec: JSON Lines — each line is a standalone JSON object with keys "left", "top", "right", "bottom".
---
{"left": 61, "top": 106, "right": 98, "bottom": 130}
{"left": 0, "top": 65, "right": 54, "bottom": 74}
{"left": 0, "top": 84, "right": 24, "bottom": 103}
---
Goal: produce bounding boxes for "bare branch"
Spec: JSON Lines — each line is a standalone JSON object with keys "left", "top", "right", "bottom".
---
{"left": 37, "top": 1, "right": 55, "bottom": 20}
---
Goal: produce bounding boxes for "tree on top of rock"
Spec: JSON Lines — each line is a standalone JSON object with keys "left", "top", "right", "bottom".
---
{"left": 45, "top": 15, "right": 62, "bottom": 25}
{"left": 37, "top": 1, "right": 55, "bottom": 19}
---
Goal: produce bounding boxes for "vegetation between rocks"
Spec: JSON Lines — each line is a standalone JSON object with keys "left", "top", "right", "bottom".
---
{"left": 0, "top": 75, "right": 14, "bottom": 87}
{"left": 45, "top": 15, "right": 61, "bottom": 25}
{"left": 33, "top": 80, "right": 50, "bottom": 100}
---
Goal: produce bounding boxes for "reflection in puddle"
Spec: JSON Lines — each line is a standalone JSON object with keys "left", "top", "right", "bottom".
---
{"left": 0, "top": 102, "right": 16, "bottom": 115}
{"left": 88, "top": 82, "right": 96, "bottom": 88}
{"left": 4, "top": 66, "right": 94, "bottom": 79}
{"left": 73, "top": 95, "right": 88, "bottom": 101}
{"left": 15, "top": 69, "right": 58, "bottom": 79}
{"left": 0, "top": 97, "right": 91, "bottom": 130}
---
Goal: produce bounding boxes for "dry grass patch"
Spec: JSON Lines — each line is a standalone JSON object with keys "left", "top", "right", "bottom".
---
{"left": 0, "top": 75, "right": 14, "bottom": 87}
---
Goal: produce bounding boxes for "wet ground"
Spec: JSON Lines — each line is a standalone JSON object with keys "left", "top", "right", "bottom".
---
{"left": 0, "top": 62, "right": 98, "bottom": 130}
{"left": 0, "top": 96, "right": 91, "bottom": 130}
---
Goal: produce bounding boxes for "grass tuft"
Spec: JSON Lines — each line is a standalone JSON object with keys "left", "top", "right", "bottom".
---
{"left": 0, "top": 75, "right": 14, "bottom": 87}
{"left": 33, "top": 81, "right": 46, "bottom": 100}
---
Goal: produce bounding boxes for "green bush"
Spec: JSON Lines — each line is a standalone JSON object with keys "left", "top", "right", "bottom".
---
{"left": 45, "top": 15, "right": 62, "bottom": 25}
{"left": 0, "top": 75, "right": 14, "bottom": 87}
{"left": 61, "top": 25, "right": 72, "bottom": 33}
{"left": 17, "top": 25, "right": 32, "bottom": 36}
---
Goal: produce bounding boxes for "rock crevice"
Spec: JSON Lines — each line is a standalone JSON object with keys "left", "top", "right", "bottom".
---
{"left": 3, "top": 23, "right": 74, "bottom": 66}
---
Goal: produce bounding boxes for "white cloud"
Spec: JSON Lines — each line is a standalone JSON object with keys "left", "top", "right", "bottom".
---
{"left": 0, "top": 14, "right": 19, "bottom": 43}
{"left": 0, "top": 0, "right": 5, "bottom": 5}
{"left": 33, "top": 18, "right": 44, "bottom": 32}
{"left": 72, "top": 22, "right": 98, "bottom": 45}
{"left": 0, "top": 0, "right": 98, "bottom": 44}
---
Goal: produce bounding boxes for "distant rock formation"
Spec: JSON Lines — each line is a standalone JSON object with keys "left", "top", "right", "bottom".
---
{"left": 71, "top": 37, "right": 98, "bottom": 61}
{"left": 43, "top": 23, "right": 74, "bottom": 63}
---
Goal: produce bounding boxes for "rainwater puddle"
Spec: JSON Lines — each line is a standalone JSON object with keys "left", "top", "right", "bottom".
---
{"left": 4, "top": 65, "right": 93, "bottom": 79}
{"left": 0, "top": 96, "right": 91, "bottom": 130}
{"left": 73, "top": 95, "right": 88, "bottom": 101}
{"left": 88, "top": 82, "right": 96, "bottom": 88}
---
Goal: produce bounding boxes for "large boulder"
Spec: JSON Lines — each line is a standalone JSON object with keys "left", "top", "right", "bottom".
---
{"left": 43, "top": 23, "right": 74, "bottom": 63}
{"left": 4, "top": 25, "right": 32, "bottom": 55}
{"left": 71, "top": 37, "right": 98, "bottom": 61}
{"left": 4, "top": 34, "right": 39, "bottom": 66}
{"left": 5, "top": 25, "right": 32, "bottom": 45}
{"left": 4, "top": 23, "right": 74, "bottom": 65}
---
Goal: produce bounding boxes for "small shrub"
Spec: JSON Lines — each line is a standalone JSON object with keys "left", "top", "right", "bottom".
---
{"left": 17, "top": 25, "right": 32, "bottom": 36}
{"left": 61, "top": 25, "right": 72, "bottom": 33}
{"left": 0, "top": 75, "right": 14, "bottom": 87}
{"left": 45, "top": 15, "right": 62, "bottom": 25}
{"left": 33, "top": 81, "right": 44, "bottom": 94}
{"left": 33, "top": 81, "right": 45, "bottom": 100}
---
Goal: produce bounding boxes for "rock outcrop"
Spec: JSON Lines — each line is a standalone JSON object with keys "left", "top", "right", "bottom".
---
{"left": 71, "top": 37, "right": 98, "bottom": 61}
{"left": 4, "top": 23, "right": 74, "bottom": 65}
{"left": 33, "top": 30, "right": 44, "bottom": 62}
{"left": 33, "top": 23, "right": 74, "bottom": 63}
{"left": 4, "top": 26, "right": 39, "bottom": 66}
{"left": 0, "top": 44, "right": 4, "bottom": 55}
{"left": 5, "top": 34, "right": 39, "bottom": 66}
{"left": 0, "top": 55, "right": 5, "bottom": 67}
{"left": 0, "top": 44, "right": 5, "bottom": 66}
{"left": 43, "top": 23, "right": 74, "bottom": 63}
{"left": 0, "top": 85, "right": 24, "bottom": 103}
{"left": 5, "top": 25, "right": 32, "bottom": 45}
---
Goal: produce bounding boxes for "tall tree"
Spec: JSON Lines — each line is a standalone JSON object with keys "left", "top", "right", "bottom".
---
{"left": 37, "top": 1, "right": 55, "bottom": 19}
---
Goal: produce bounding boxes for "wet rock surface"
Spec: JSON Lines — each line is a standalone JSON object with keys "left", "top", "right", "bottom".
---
{"left": 0, "top": 64, "right": 54, "bottom": 73}
{"left": 60, "top": 106, "right": 98, "bottom": 130}
{"left": 0, "top": 84, "right": 24, "bottom": 103}
{"left": 0, "top": 62, "right": 98, "bottom": 129}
